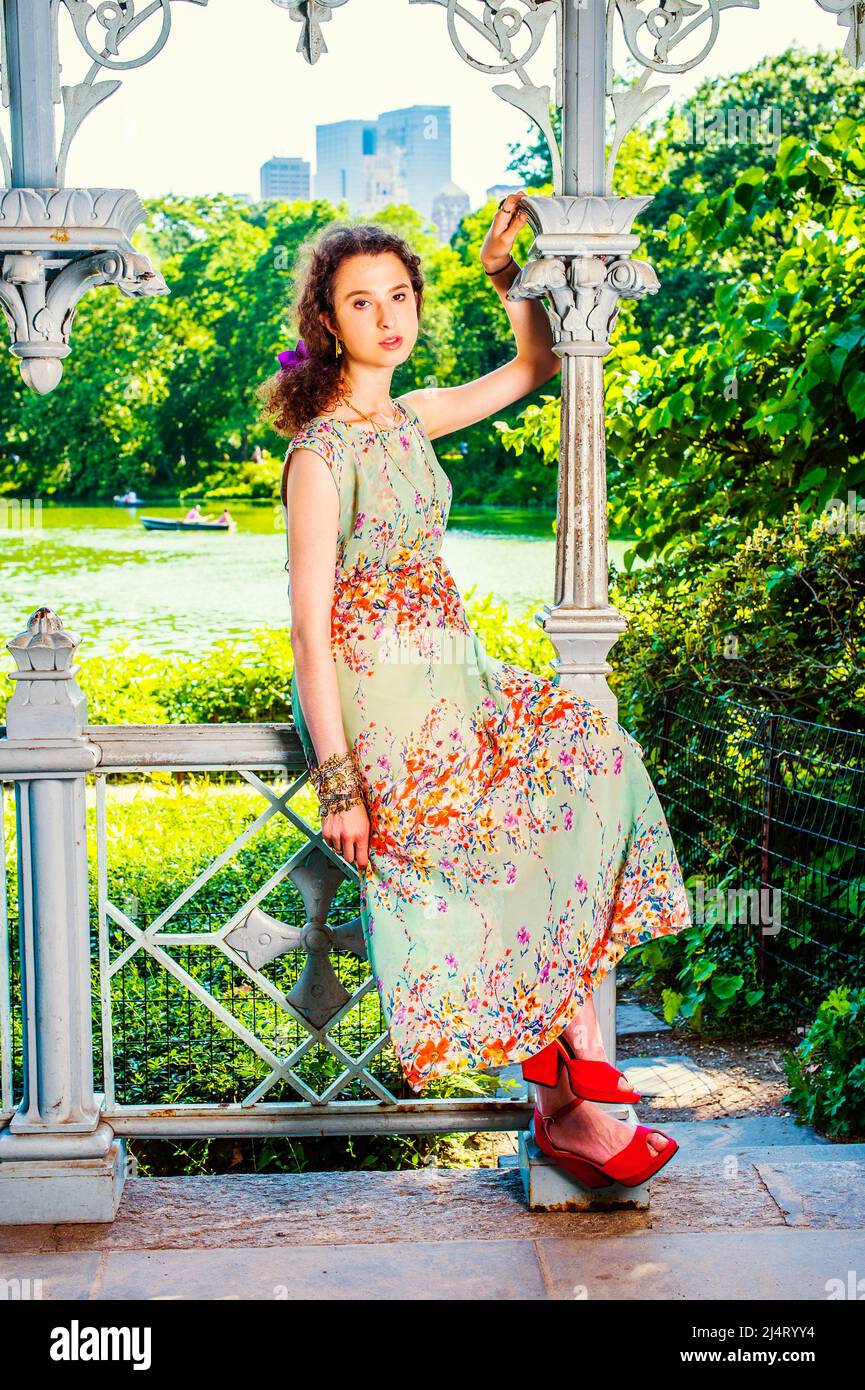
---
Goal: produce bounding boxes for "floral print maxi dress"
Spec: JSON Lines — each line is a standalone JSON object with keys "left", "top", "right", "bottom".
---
{"left": 282, "top": 398, "right": 692, "bottom": 1094}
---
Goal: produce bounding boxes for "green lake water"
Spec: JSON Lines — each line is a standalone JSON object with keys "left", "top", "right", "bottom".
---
{"left": 0, "top": 501, "right": 638, "bottom": 660}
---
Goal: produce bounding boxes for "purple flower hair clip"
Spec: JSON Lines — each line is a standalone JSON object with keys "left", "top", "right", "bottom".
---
{"left": 278, "top": 339, "right": 309, "bottom": 373}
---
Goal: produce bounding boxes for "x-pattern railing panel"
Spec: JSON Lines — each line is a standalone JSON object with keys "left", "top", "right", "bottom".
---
{"left": 93, "top": 761, "right": 400, "bottom": 1111}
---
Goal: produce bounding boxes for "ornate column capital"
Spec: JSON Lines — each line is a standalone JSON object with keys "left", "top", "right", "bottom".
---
{"left": 0, "top": 3, "right": 187, "bottom": 391}
{"left": 0, "top": 187, "right": 168, "bottom": 392}
{"left": 507, "top": 194, "right": 660, "bottom": 356}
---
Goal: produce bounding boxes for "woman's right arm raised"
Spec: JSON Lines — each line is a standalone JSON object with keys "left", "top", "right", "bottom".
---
{"left": 284, "top": 446, "right": 369, "bottom": 870}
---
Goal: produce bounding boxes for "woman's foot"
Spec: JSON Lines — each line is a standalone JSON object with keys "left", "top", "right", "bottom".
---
{"left": 560, "top": 993, "right": 634, "bottom": 1096}
{"left": 535, "top": 1060, "right": 669, "bottom": 1163}
{"left": 542, "top": 1093, "right": 670, "bottom": 1164}
{"left": 536, "top": 1073, "right": 670, "bottom": 1162}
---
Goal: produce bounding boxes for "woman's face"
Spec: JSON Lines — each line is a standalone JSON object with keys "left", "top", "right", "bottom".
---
{"left": 325, "top": 251, "right": 419, "bottom": 369}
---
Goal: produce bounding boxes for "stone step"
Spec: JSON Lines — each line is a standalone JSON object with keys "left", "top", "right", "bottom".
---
{"left": 533, "top": 1228, "right": 865, "bottom": 1301}
{"left": 652, "top": 1115, "right": 833, "bottom": 1149}
{"left": 616, "top": 1000, "right": 671, "bottom": 1035}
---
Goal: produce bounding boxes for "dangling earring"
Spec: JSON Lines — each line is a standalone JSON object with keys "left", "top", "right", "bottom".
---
{"left": 334, "top": 333, "right": 342, "bottom": 357}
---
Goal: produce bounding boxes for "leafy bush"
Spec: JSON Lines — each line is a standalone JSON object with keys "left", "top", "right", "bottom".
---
{"left": 73, "top": 628, "right": 297, "bottom": 727}
{"left": 782, "top": 986, "right": 865, "bottom": 1139}
{"left": 462, "top": 586, "right": 560, "bottom": 675}
{"left": 181, "top": 454, "right": 283, "bottom": 502}
{"left": 609, "top": 506, "right": 865, "bottom": 735}
{"left": 68, "top": 594, "right": 563, "bottom": 729}
{"left": 626, "top": 864, "right": 769, "bottom": 1035}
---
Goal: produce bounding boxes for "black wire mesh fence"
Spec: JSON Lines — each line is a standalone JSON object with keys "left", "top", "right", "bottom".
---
{"left": 649, "top": 687, "right": 865, "bottom": 1016}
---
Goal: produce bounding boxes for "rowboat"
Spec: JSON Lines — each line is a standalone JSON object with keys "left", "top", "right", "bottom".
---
{"left": 140, "top": 516, "right": 235, "bottom": 532}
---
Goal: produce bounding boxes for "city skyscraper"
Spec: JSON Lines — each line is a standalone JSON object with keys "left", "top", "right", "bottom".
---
{"left": 260, "top": 156, "right": 311, "bottom": 202}
{"left": 315, "top": 119, "right": 379, "bottom": 211}
{"left": 315, "top": 105, "right": 454, "bottom": 226}
{"left": 432, "top": 180, "right": 471, "bottom": 244}
{"left": 377, "top": 105, "right": 451, "bottom": 222}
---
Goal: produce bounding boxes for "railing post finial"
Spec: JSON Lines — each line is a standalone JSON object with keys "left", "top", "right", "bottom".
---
{"left": 4, "top": 606, "right": 87, "bottom": 741}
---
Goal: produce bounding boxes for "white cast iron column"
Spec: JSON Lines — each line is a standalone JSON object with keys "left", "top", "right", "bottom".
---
{"left": 0, "top": 0, "right": 170, "bottom": 393}
{"left": 507, "top": 2, "right": 658, "bottom": 1083}
{"left": 0, "top": 609, "right": 125, "bottom": 1223}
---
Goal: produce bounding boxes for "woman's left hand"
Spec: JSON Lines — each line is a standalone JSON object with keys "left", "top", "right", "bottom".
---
{"left": 480, "top": 190, "right": 530, "bottom": 275}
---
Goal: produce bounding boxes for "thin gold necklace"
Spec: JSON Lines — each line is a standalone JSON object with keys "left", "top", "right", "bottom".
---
{"left": 337, "top": 395, "right": 400, "bottom": 430}
{"left": 337, "top": 392, "right": 438, "bottom": 509}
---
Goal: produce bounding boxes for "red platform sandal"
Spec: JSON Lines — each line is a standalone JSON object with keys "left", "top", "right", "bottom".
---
{"left": 532, "top": 1095, "right": 679, "bottom": 1189}
{"left": 521, "top": 1033, "right": 642, "bottom": 1103}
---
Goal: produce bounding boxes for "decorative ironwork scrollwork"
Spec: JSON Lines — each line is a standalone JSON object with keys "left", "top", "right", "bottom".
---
{"left": 814, "top": 0, "right": 863, "bottom": 69}
{"left": 606, "top": 0, "right": 758, "bottom": 191}
{"left": 411, "top": 0, "right": 563, "bottom": 193}
{"left": 271, "top": 0, "right": 351, "bottom": 63}
{"left": 61, "top": 0, "right": 207, "bottom": 70}
{"left": 55, "top": 0, "right": 209, "bottom": 183}
{"left": 615, "top": 0, "right": 758, "bottom": 76}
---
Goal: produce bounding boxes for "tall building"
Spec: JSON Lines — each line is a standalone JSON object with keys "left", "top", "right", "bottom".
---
{"left": 432, "top": 180, "right": 471, "bottom": 244}
{"left": 315, "top": 105, "right": 452, "bottom": 221}
{"left": 377, "top": 105, "right": 451, "bottom": 222}
{"left": 260, "top": 157, "right": 311, "bottom": 202}
{"left": 315, "top": 120, "right": 379, "bottom": 211}
{"left": 362, "top": 149, "right": 408, "bottom": 215}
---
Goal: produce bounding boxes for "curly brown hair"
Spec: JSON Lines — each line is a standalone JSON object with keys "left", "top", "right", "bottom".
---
{"left": 256, "top": 222, "right": 425, "bottom": 439}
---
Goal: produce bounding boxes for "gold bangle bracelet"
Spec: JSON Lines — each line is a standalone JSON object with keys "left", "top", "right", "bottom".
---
{"left": 309, "top": 749, "right": 366, "bottom": 817}
{"left": 319, "top": 786, "right": 366, "bottom": 817}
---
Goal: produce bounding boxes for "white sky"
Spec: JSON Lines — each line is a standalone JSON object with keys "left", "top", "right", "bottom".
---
{"left": 59, "top": 0, "right": 850, "bottom": 209}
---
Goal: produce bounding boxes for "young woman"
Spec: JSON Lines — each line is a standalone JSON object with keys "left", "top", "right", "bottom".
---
{"left": 259, "top": 194, "right": 692, "bottom": 1190}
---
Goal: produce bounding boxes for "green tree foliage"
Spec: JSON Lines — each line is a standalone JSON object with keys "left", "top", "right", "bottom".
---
{"left": 637, "top": 44, "right": 865, "bottom": 344}
{"left": 0, "top": 193, "right": 555, "bottom": 502}
{"left": 500, "top": 113, "right": 865, "bottom": 556}
{"left": 612, "top": 115, "right": 865, "bottom": 555}
{"left": 509, "top": 45, "right": 865, "bottom": 341}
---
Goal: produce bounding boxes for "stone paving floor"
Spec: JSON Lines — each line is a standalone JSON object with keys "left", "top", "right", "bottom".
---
{"left": 1, "top": 999, "right": 861, "bottom": 1299}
